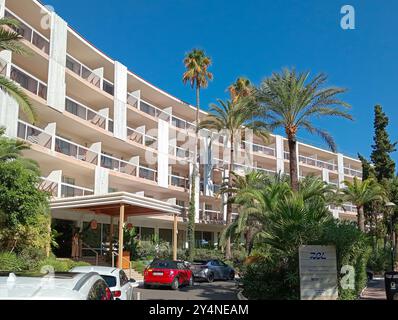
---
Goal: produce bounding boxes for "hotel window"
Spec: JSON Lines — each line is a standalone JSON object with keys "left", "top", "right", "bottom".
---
{"left": 159, "top": 229, "right": 172, "bottom": 244}
{"left": 141, "top": 227, "right": 154, "bottom": 241}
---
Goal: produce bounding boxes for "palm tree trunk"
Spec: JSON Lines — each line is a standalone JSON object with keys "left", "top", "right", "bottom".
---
{"left": 225, "top": 134, "right": 234, "bottom": 260}
{"left": 288, "top": 137, "right": 299, "bottom": 191}
{"left": 358, "top": 206, "right": 365, "bottom": 232}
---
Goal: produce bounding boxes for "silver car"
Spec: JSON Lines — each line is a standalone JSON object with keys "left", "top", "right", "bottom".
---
{"left": 190, "top": 259, "right": 235, "bottom": 282}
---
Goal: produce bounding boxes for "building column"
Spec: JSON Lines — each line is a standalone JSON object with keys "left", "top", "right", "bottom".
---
{"left": 95, "top": 166, "right": 109, "bottom": 195}
{"left": 189, "top": 162, "right": 200, "bottom": 222}
{"left": 113, "top": 61, "right": 127, "bottom": 140}
{"left": 337, "top": 153, "right": 345, "bottom": 188}
{"left": 173, "top": 214, "right": 178, "bottom": 260}
{"left": 222, "top": 169, "right": 228, "bottom": 222}
{"left": 275, "top": 135, "right": 285, "bottom": 175}
{"left": 117, "top": 204, "right": 125, "bottom": 269}
{"left": 109, "top": 216, "right": 114, "bottom": 264}
{"left": 322, "top": 169, "right": 330, "bottom": 184}
{"left": 157, "top": 118, "right": 170, "bottom": 188}
{"left": 47, "top": 12, "right": 67, "bottom": 112}
{"left": 202, "top": 133, "right": 213, "bottom": 197}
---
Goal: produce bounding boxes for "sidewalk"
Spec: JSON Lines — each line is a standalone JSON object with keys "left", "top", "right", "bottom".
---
{"left": 360, "top": 278, "right": 386, "bottom": 300}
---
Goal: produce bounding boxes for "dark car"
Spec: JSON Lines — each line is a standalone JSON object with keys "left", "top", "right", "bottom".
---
{"left": 190, "top": 259, "right": 235, "bottom": 282}
{"left": 144, "top": 260, "right": 193, "bottom": 290}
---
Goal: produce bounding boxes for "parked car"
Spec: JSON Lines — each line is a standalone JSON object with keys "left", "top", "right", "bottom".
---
{"left": 70, "top": 266, "right": 137, "bottom": 300}
{"left": 0, "top": 272, "right": 113, "bottom": 300}
{"left": 144, "top": 260, "right": 193, "bottom": 290}
{"left": 190, "top": 259, "right": 235, "bottom": 282}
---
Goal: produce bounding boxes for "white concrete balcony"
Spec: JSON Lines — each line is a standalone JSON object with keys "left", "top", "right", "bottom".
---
{"left": 234, "top": 163, "right": 276, "bottom": 176}
{"left": 66, "top": 54, "right": 114, "bottom": 96}
{"left": 5, "top": 9, "right": 50, "bottom": 55}
{"left": 65, "top": 97, "right": 110, "bottom": 131}
{"left": 10, "top": 64, "right": 47, "bottom": 100}
{"left": 199, "top": 209, "right": 224, "bottom": 224}
{"left": 168, "top": 145, "right": 192, "bottom": 159}
{"left": 126, "top": 126, "right": 158, "bottom": 148}
{"left": 171, "top": 115, "right": 196, "bottom": 131}
{"left": 60, "top": 182, "right": 94, "bottom": 198}
{"left": 242, "top": 141, "right": 276, "bottom": 157}
{"left": 54, "top": 137, "right": 98, "bottom": 165}
{"left": 284, "top": 151, "right": 338, "bottom": 171}
{"left": 169, "top": 174, "right": 189, "bottom": 189}
{"left": 17, "top": 121, "right": 52, "bottom": 149}
{"left": 127, "top": 94, "right": 170, "bottom": 121}
{"left": 344, "top": 167, "right": 362, "bottom": 179}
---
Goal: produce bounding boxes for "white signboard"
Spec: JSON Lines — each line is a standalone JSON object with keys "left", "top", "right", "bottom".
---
{"left": 299, "top": 245, "right": 338, "bottom": 300}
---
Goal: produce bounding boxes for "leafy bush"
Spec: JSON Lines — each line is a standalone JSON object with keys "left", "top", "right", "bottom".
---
{"left": 0, "top": 252, "right": 23, "bottom": 271}
{"left": 367, "top": 247, "right": 391, "bottom": 273}
{"left": 37, "top": 256, "right": 90, "bottom": 272}
{"left": 131, "top": 260, "right": 150, "bottom": 274}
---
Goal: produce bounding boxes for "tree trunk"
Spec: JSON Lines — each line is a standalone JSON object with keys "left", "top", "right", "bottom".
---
{"left": 358, "top": 206, "right": 365, "bottom": 232}
{"left": 288, "top": 137, "right": 299, "bottom": 191}
{"left": 225, "top": 134, "right": 234, "bottom": 260}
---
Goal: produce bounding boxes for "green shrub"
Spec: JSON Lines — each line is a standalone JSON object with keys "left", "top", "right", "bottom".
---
{"left": 0, "top": 252, "right": 23, "bottom": 271}
{"left": 131, "top": 260, "right": 149, "bottom": 274}
{"left": 367, "top": 247, "right": 391, "bottom": 273}
{"left": 37, "top": 257, "right": 90, "bottom": 272}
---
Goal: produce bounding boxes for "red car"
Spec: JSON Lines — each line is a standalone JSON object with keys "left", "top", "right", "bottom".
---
{"left": 144, "top": 260, "right": 193, "bottom": 290}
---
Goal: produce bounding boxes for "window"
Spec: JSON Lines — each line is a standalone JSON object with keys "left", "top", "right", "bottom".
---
{"left": 101, "top": 275, "right": 117, "bottom": 288}
{"left": 141, "top": 227, "right": 154, "bottom": 241}
{"left": 87, "top": 279, "right": 108, "bottom": 300}
{"left": 159, "top": 229, "right": 172, "bottom": 244}
{"left": 119, "top": 271, "right": 129, "bottom": 287}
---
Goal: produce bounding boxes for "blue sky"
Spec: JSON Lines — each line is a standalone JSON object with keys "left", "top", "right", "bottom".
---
{"left": 46, "top": 0, "right": 398, "bottom": 163}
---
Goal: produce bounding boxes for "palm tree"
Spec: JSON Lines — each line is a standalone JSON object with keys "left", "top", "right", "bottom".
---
{"left": 228, "top": 77, "right": 253, "bottom": 103}
{"left": 256, "top": 68, "right": 352, "bottom": 191}
{"left": 182, "top": 49, "right": 213, "bottom": 259}
{"left": 200, "top": 98, "right": 268, "bottom": 259}
{"left": 0, "top": 17, "right": 36, "bottom": 123}
{"left": 341, "top": 178, "right": 386, "bottom": 232}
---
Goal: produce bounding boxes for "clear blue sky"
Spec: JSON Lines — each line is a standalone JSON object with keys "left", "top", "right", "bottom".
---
{"left": 46, "top": 0, "right": 398, "bottom": 163}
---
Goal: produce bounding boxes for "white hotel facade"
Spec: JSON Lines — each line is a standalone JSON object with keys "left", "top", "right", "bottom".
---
{"left": 0, "top": 0, "right": 363, "bottom": 256}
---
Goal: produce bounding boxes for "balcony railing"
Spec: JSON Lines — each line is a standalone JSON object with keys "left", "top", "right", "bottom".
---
{"left": 234, "top": 163, "right": 276, "bottom": 176}
{"left": 168, "top": 145, "right": 192, "bottom": 158}
{"left": 17, "top": 121, "right": 52, "bottom": 149}
{"left": 0, "top": 58, "right": 7, "bottom": 76}
{"left": 330, "top": 203, "right": 358, "bottom": 214}
{"left": 139, "top": 166, "right": 157, "bottom": 181}
{"left": 60, "top": 182, "right": 94, "bottom": 198}
{"left": 170, "top": 175, "right": 189, "bottom": 189}
{"left": 127, "top": 95, "right": 170, "bottom": 121}
{"left": 242, "top": 141, "right": 276, "bottom": 157}
{"left": 344, "top": 167, "right": 363, "bottom": 178}
{"left": 299, "top": 155, "right": 338, "bottom": 171}
{"left": 5, "top": 9, "right": 50, "bottom": 54}
{"left": 100, "top": 154, "right": 137, "bottom": 176}
{"left": 65, "top": 97, "right": 108, "bottom": 130}
{"left": 55, "top": 137, "right": 98, "bottom": 165}
{"left": 10, "top": 64, "right": 47, "bottom": 99}
{"left": 171, "top": 115, "right": 196, "bottom": 131}
{"left": 126, "top": 127, "right": 157, "bottom": 148}
{"left": 108, "top": 119, "right": 114, "bottom": 133}
{"left": 66, "top": 54, "right": 114, "bottom": 96}
{"left": 199, "top": 209, "right": 224, "bottom": 224}
{"left": 39, "top": 178, "right": 58, "bottom": 197}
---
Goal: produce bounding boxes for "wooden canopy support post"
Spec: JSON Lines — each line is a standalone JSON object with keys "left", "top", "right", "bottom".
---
{"left": 109, "top": 216, "right": 114, "bottom": 266}
{"left": 173, "top": 213, "right": 178, "bottom": 261}
{"left": 118, "top": 204, "right": 125, "bottom": 269}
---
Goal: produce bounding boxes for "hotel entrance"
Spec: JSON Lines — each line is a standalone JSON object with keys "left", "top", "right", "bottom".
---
{"left": 52, "top": 219, "right": 77, "bottom": 258}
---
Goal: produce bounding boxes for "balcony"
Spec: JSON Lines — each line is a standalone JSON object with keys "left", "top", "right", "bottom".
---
{"left": 234, "top": 163, "right": 276, "bottom": 176}
{"left": 127, "top": 126, "right": 158, "bottom": 148}
{"left": 65, "top": 97, "right": 109, "bottom": 130}
{"left": 39, "top": 178, "right": 58, "bottom": 197}
{"left": 330, "top": 203, "right": 358, "bottom": 214}
{"left": 344, "top": 167, "right": 362, "bottom": 179}
{"left": 5, "top": 9, "right": 50, "bottom": 55}
{"left": 299, "top": 155, "right": 337, "bottom": 171}
{"left": 169, "top": 145, "right": 192, "bottom": 159}
{"left": 171, "top": 115, "right": 196, "bottom": 131}
{"left": 170, "top": 174, "right": 189, "bottom": 189}
{"left": 10, "top": 64, "right": 47, "bottom": 99}
{"left": 139, "top": 166, "right": 157, "bottom": 181}
{"left": 17, "top": 121, "right": 52, "bottom": 149}
{"left": 60, "top": 182, "right": 94, "bottom": 198}
{"left": 66, "top": 54, "right": 114, "bottom": 96}
{"left": 127, "top": 94, "right": 170, "bottom": 121}
{"left": 199, "top": 209, "right": 224, "bottom": 224}
{"left": 242, "top": 141, "right": 275, "bottom": 157}
{"left": 101, "top": 154, "right": 137, "bottom": 176}
{"left": 54, "top": 137, "right": 98, "bottom": 165}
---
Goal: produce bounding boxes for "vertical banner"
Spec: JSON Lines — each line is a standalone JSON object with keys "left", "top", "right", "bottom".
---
{"left": 299, "top": 245, "right": 338, "bottom": 300}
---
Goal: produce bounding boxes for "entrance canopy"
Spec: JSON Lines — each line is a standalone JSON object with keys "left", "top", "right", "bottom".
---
{"left": 50, "top": 192, "right": 182, "bottom": 267}
{"left": 50, "top": 191, "right": 183, "bottom": 217}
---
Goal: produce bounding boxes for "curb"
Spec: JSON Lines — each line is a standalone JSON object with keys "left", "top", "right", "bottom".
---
{"left": 237, "top": 290, "right": 248, "bottom": 300}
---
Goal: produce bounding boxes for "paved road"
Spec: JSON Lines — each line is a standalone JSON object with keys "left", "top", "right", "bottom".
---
{"left": 360, "top": 278, "right": 386, "bottom": 300}
{"left": 135, "top": 280, "right": 238, "bottom": 300}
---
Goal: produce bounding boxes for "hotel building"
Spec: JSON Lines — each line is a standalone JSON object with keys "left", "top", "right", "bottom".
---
{"left": 0, "top": 0, "right": 363, "bottom": 260}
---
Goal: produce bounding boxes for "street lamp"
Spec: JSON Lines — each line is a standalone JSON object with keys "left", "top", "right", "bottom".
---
{"left": 386, "top": 202, "right": 396, "bottom": 271}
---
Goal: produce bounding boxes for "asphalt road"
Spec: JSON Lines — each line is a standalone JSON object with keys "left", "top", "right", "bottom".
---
{"left": 135, "top": 280, "right": 238, "bottom": 300}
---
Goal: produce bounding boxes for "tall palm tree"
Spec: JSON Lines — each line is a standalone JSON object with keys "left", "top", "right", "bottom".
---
{"left": 228, "top": 77, "right": 253, "bottom": 103}
{"left": 182, "top": 49, "right": 213, "bottom": 259}
{"left": 200, "top": 98, "right": 268, "bottom": 259}
{"left": 256, "top": 68, "right": 352, "bottom": 191}
{"left": 341, "top": 178, "right": 386, "bottom": 232}
{"left": 0, "top": 17, "right": 36, "bottom": 123}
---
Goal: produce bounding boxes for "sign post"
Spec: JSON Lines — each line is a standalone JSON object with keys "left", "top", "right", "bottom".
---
{"left": 299, "top": 245, "right": 338, "bottom": 300}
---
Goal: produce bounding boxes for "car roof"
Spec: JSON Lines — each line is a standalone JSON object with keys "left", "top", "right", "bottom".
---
{"left": 0, "top": 272, "right": 101, "bottom": 299}
{"left": 70, "top": 266, "right": 119, "bottom": 276}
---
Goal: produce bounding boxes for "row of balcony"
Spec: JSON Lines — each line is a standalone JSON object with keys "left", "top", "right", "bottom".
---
{"left": 39, "top": 178, "right": 94, "bottom": 198}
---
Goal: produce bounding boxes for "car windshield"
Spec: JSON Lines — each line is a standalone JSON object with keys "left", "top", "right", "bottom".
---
{"left": 100, "top": 275, "right": 117, "bottom": 288}
{"left": 150, "top": 261, "right": 177, "bottom": 269}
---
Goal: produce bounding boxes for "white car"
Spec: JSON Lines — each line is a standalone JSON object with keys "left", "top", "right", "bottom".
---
{"left": 0, "top": 272, "right": 113, "bottom": 300}
{"left": 70, "top": 266, "right": 138, "bottom": 300}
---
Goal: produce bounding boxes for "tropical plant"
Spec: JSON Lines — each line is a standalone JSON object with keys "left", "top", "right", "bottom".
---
{"left": 182, "top": 49, "right": 213, "bottom": 260}
{"left": 256, "top": 68, "right": 352, "bottom": 191}
{"left": 228, "top": 77, "right": 253, "bottom": 103}
{"left": 341, "top": 178, "right": 386, "bottom": 232}
{"left": 200, "top": 98, "right": 268, "bottom": 259}
{"left": 0, "top": 17, "right": 36, "bottom": 123}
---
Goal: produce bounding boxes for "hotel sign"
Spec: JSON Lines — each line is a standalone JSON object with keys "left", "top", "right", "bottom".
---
{"left": 299, "top": 245, "right": 338, "bottom": 300}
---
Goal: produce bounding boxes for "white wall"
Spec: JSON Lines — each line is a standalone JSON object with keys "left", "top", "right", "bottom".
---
{"left": 113, "top": 61, "right": 127, "bottom": 140}
{"left": 157, "top": 119, "right": 170, "bottom": 188}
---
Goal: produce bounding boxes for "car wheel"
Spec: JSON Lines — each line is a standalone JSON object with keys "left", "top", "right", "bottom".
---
{"left": 171, "top": 277, "right": 179, "bottom": 290}
{"left": 229, "top": 271, "right": 235, "bottom": 280}
{"left": 143, "top": 283, "right": 151, "bottom": 289}
{"left": 207, "top": 273, "right": 214, "bottom": 283}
